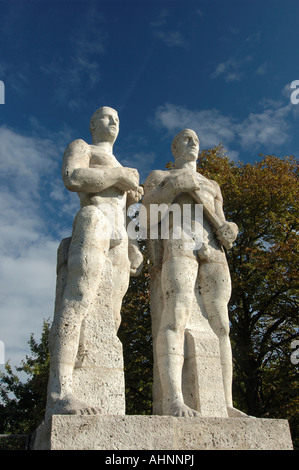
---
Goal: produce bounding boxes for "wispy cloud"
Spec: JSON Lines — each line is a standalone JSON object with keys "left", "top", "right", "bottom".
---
{"left": 150, "top": 8, "right": 169, "bottom": 29}
{"left": 245, "top": 31, "right": 262, "bottom": 45}
{"left": 153, "top": 30, "right": 187, "bottom": 48}
{"left": 154, "top": 104, "right": 236, "bottom": 149}
{"left": 0, "top": 126, "right": 77, "bottom": 367}
{"left": 211, "top": 56, "right": 253, "bottom": 82}
{"left": 40, "top": 5, "right": 106, "bottom": 108}
{"left": 255, "top": 62, "right": 268, "bottom": 76}
{"left": 0, "top": 61, "right": 30, "bottom": 96}
{"left": 154, "top": 86, "right": 295, "bottom": 159}
{"left": 150, "top": 9, "right": 188, "bottom": 48}
{"left": 120, "top": 151, "right": 156, "bottom": 183}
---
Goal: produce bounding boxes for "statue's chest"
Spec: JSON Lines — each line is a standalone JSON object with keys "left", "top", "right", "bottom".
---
{"left": 89, "top": 148, "right": 120, "bottom": 168}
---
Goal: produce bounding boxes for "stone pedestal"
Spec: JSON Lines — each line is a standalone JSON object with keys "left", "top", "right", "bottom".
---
{"left": 32, "top": 415, "right": 293, "bottom": 450}
{"left": 72, "top": 258, "right": 125, "bottom": 415}
{"left": 46, "top": 237, "right": 125, "bottom": 418}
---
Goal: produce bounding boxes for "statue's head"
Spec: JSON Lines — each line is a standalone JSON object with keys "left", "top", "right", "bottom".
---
{"left": 171, "top": 129, "right": 200, "bottom": 162}
{"left": 89, "top": 106, "right": 119, "bottom": 144}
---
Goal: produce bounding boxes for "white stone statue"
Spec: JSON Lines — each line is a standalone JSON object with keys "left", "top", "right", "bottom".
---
{"left": 143, "top": 129, "right": 245, "bottom": 418}
{"left": 45, "top": 107, "right": 143, "bottom": 418}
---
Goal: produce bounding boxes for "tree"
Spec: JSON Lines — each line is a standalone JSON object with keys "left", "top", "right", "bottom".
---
{"left": 197, "top": 145, "right": 298, "bottom": 446}
{"left": 0, "top": 320, "right": 50, "bottom": 434}
{"left": 1, "top": 147, "right": 297, "bottom": 447}
{"left": 118, "top": 241, "right": 153, "bottom": 414}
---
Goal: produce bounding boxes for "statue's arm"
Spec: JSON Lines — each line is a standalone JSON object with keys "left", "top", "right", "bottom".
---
{"left": 62, "top": 139, "right": 139, "bottom": 193}
{"left": 142, "top": 171, "right": 169, "bottom": 207}
{"left": 143, "top": 170, "right": 200, "bottom": 207}
{"left": 214, "top": 183, "right": 227, "bottom": 224}
{"left": 213, "top": 182, "right": 238, "bottom": 248}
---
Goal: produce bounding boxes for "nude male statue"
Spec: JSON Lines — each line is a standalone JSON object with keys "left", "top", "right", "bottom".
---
{"left": 143, "top": 129, "right": 244, "bottom": 418}
{"left": 46, "top": 107, "right": 143, "bottom": 418}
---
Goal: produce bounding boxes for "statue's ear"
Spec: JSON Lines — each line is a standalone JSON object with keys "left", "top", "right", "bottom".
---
{"left": 90, "top": 120, "right": 95, "bottom": 132}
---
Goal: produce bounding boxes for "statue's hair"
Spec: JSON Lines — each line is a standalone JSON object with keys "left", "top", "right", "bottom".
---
{"left": 171, "top": 129, "right": 199, "bottom": 157}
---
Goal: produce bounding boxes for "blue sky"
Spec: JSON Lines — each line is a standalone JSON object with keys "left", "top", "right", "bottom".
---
{"left": 0, "top": 0, "right": 299, "bottom": 371}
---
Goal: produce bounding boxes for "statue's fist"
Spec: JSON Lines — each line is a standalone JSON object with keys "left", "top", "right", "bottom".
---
{"left": 127, "top": 185, "right": 144, "bottom": 204}
{"left": 216, "top": 222, "right": 238, "bottom": 249}
{"left": 119, "top": 167, "right": 140, "bottom": 191}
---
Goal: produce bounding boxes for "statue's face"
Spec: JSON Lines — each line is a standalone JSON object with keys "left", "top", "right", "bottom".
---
{"left": 91, "top": 107, "right": 119, "bottom": 142}
{"left": 175, "top": 130, "right": 199, "bottom": 161}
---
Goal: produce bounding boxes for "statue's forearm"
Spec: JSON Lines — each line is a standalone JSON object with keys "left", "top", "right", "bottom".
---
{"left": 63, "top": 166, "right": 122, "bottom": 193}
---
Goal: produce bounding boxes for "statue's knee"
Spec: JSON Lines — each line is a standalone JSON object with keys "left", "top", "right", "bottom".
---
{"left": 75, "top": 205, "right": 102, "bottom": 227}
{"left": 209, "top": 315, "right": 230, "bottom": 337}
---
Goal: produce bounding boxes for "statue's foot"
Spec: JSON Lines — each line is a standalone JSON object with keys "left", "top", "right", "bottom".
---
{"left": 49, "top": 393, "right": 101, "bottom": 417}
{"left": 165, "top": 399, "right": 201, "bottom": 418}
{"left": 227, "top": 406, "right": 250, "bottom": 418}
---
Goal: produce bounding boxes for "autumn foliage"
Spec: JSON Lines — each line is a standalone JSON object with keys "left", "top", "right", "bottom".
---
{"left": 197, "top": 146, "right": 298, "bottom": 443}
{"left": 0, "top": 146, "right": 298, "bottom": 446}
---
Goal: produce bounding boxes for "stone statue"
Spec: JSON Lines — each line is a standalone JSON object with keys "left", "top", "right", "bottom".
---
{"left": 143, "top": 129, "right": 245, "bottom": 418}
{"left": 45, "top": 107, "right": 143, "bottom": 419}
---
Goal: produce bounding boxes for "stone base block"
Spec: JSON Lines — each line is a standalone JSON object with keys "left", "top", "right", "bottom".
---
{"left": 32, "top": 415, "right": 293, "bottom": 450}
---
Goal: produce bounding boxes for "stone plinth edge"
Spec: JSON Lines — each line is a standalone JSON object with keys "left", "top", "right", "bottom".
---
{"left": 32, "top": 415, "right": 293, "bottom": 450}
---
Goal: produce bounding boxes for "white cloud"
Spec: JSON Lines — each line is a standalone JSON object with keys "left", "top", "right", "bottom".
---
{"left": 255, "top": 62, "right": 268, "bottom": 76}
{"left": 154, "top": 104, "right": 236, "bottom": 149}
{"left": 0, "top": 127, "right": 57, "bottom": 193}
{"left": 0, "top": 240, "right": 57, "bottom": 367}
{"left": 150, "top": 8, "right": 187, "bottom": 48}
{"left": 120, "top": 151, "right": 157, "bottom": 183}
{"left": 211, "top": 56, "right": 253, "bottom": 82}
{"left": 236, "top": 105, "right": 290, "bottom": 148}
{"left": 150, "top": 8, "right": 169, "bottom": 28}
{"left": 154, "top": 91, "right": 294, "bottom": 158}
{"left": 39, "top": 4, "right": 106, "bottom": 108}
{"left": 0, "top": 127, "right": 71, "bottom": 369}
{"left": 245, "top": 31, "right": 262, "bottom": 45}
{"left": 153, "top": 30, "right": 187, "bottom": 48}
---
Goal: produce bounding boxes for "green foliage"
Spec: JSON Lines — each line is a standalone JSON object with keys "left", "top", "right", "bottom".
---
{"left": 0, "top": 147, "right": 297, "bottom": 448}
{"left": 118, "top": 241, "right": 153, "bottom": 414}
{"left": 0, "top": 320, "right": 50, "bottom": 434}
{"left": 197, "top": 145, "right": 299, "bottom": 446}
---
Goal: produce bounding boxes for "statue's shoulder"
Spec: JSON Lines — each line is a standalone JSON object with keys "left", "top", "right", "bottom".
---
{"left": 144, "top": 169, "right": 168, "bottom": 189}
{"left": 210, "top": 178, "right": 220, "bottom": 188}
{"left": 209, "top": 178, "right": 223, "bottom": 200}
{"left": 198, "top": 172, "right": 221, "bottom": 189}
{"left": 63, "top": 139, "right": 90, "bottom": 161}
{"left": 64, "top": 138, "right": 90, "bottom": 152}
{"left": 210, "top": 178, "right": 222, "bottom": 193}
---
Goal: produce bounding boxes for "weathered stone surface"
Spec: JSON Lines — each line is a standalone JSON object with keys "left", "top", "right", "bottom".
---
{"left": 32, "top": 415, "right": 293, "bottom": 450}
{"left": 150, "top": 266, "right": 227, "bottom": 418}
{"left": 71, "top": 257, "right": 125, "bottom": 415}
{"left": 142, "top": 129, "right": 242, "bottom": 418}
{"left": 45, "top": 107, "right": 143, "bottom": 419}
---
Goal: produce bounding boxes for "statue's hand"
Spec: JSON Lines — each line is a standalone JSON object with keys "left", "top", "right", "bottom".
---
{"left": 168, "top": 171, "right": 200, "bottom": 193}
{"left": 127, "top": 185, "right": 144, "bottom": 205}
{"left": 216, "top": 222, "right": 238, "bottom": 249}
{"left": 128, "top": 242, "right": 143, "bottom": 277}
{"left": 118, "top": 167, "right": 140, "bottom": 191}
